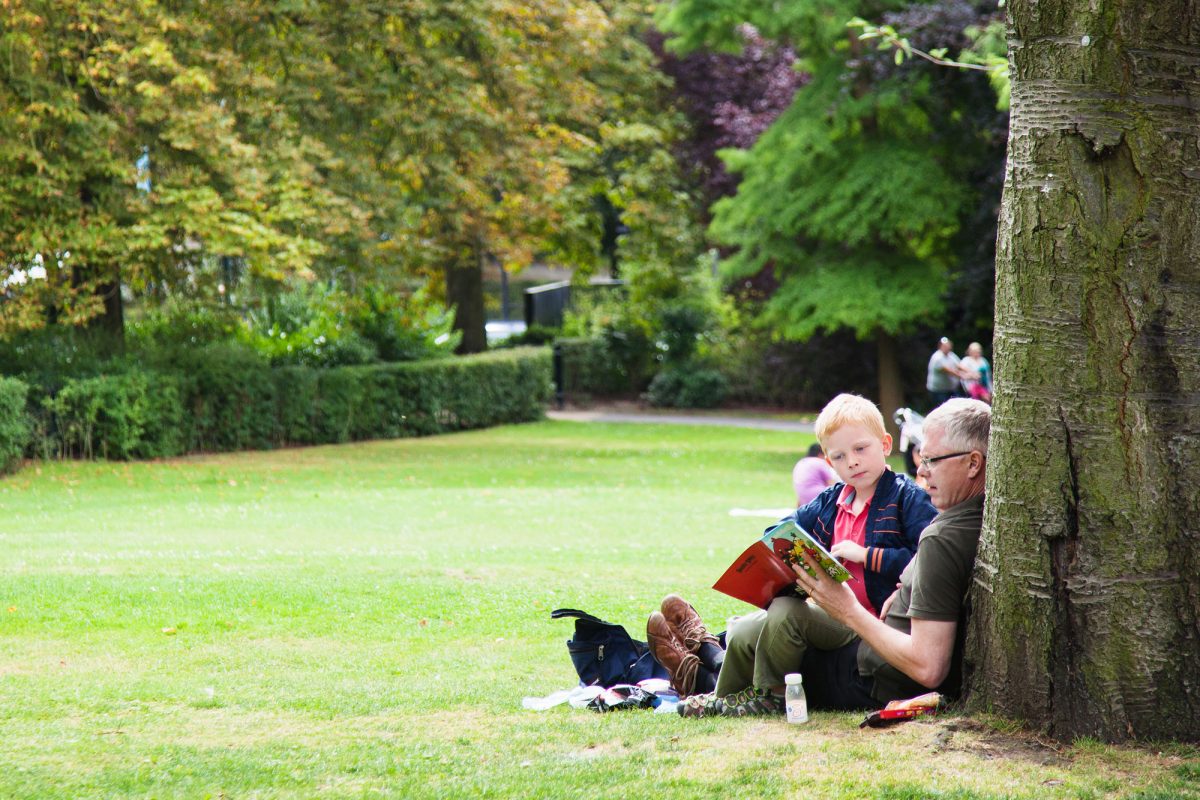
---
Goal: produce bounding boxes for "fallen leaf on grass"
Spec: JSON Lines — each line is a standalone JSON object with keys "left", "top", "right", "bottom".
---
{"left": 162, "top": 627, "right": 177, "bottom": 635}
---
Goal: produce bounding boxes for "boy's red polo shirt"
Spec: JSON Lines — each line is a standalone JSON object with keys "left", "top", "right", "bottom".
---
{"left": 834, "top": 484, "right": 877, "bottom": 617}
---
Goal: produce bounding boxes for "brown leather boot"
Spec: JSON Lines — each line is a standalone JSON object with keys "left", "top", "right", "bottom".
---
{"left": 647, "top": 611, "right": 700, "bottom": 697}
{"left": 661, "top": 594, "right": 720, "bottom": 653}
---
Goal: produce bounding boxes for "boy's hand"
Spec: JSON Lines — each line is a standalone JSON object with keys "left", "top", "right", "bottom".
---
{"left": 879, "top": 586, "right": 901, "bottom": 620}
{"left": 830, "top": 541, "right": 867, "bottom": 564}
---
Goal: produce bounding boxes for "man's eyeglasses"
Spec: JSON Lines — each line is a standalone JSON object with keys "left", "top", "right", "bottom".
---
{"left": 919, "top": 451, "right": 972, "bottom": 469}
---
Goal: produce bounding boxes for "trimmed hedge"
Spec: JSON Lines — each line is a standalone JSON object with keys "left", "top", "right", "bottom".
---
{"left": 0, "top": 377, "right": 31, "bottom": 472}
{"left": 274, "top": 347, "right": 553, "bottom": 444}
{"left": 16, "top": 347, "right": 551, "bottom": 462}
{"left": 42, "top": 370, "right": 185, "bottom": 460}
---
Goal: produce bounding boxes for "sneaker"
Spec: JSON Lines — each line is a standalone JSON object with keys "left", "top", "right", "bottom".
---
{"left": 678, "top": 687, "right": 784, "bottom": 718}
{"left": 716, "top": 686, "right": 785, "bottom": 717}
{"left": 677, "top": 692, "right": 719, "bottom": 718}
{"left": 661, "top": 594, "right": 721, "bottom": 653}
{"left": 646, "top": 611, "right": 701, "bottom": 697}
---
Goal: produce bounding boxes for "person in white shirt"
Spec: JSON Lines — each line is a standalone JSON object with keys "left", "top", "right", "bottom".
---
{"left": 926, "top": 337, "right": 970, "bottom": 408}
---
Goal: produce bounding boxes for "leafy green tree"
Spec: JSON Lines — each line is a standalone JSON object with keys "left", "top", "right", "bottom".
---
{"left": 1, "top": 1, "right": 700, "bottom": 355}
{"left": 0, "top": 1, "right": 342, "bottom": 341}
{"left": 390, "top": 0, "right": 700, "bottom": 352}
{"left": 198, "top": 1, "right": 698, "bottom": 353}
{"left": 658, "top": 0, "right": 1005, "bottom": 424}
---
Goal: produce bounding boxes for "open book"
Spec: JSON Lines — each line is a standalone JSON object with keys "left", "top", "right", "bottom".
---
{"left": 712, "top": 518, "right": 852, "bottom": 609}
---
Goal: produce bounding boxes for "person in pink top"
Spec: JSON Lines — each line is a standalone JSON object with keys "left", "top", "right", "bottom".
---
{"left": 792, "top": 443, "right": 838, "bottom": 506}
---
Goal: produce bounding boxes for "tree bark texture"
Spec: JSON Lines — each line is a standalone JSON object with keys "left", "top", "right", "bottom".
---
{"left": 966, "top": 1, "right": 1200, "bottom": 741}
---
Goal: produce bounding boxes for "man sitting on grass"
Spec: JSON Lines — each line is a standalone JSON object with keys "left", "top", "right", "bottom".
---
{"left": 679, "top": 398, "right": 990, "bottom": 717}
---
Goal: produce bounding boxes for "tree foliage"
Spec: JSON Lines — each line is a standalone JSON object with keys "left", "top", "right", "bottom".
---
{"left": 651, "top": 26, "right": 803, "bottom": 207}
{"left": 659, "top": 0, "right": 1005, "bottom": 344}
{"left": 0, "top": 1, "right": 701, "bottom": 351}
{"left": 0, "top": 1, "right": 343, "bottom": 335}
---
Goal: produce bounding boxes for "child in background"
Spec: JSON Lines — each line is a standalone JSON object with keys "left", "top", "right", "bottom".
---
{"left": 792, "top": 442, "right": 837, "bottom": 506}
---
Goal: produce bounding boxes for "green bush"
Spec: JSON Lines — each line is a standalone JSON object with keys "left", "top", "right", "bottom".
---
{"left": 349, "top": 284, "right": 460, "bottom": 362}
{"left": 655, "top": 301, "right": 714, "bottom": 364}
{"left": 281, "top": 347, "right": 553, "bottom": 443}
{"left": 127, "top": 302, "right": 241, "bottom": 350}
{"left": 0, "top": 377, "right": 31, "bottom": 472}
{"left": 125, "top": 287, "right": 460, "bottom": 369}
{"left": 557, "top": 331, "right": 654, "bottom": 398}
{"left": 170, "top": 343, "right": 280, "bottom": 453}
{"left": 39, "top": 371, "right": 186, "bottom": 460}
{"left": 645, "top": 364, "right": 729, "bottom": 409}
{"left": 18, "top": 347, "right": 552, "bottom": 462}
{"left": 0, "top": 329, "right": 115, "bottom": 389}
{"left": 715, "top": 329, "right": 880, "bottom": 410}
{"left": 32, "top": 351, "right": 277, "bottom": 459}
{"left": 235, "top": 281, "right": 459, "bottom": 367}
{"left": 495, "top": 324, "right": 558, "bottom": 348}
{"left": 238, "top": 282, "right": 378, "bottom": 367}
{"left": 275, "top": 365, "right": 371, "bottom": 445}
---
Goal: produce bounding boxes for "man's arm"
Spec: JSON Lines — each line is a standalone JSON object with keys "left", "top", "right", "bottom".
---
{"left": 794, "top": 552, "right": 956, "bottom": 689}
{"left": 854, "top": 616, "right": 956, "bottom": 689}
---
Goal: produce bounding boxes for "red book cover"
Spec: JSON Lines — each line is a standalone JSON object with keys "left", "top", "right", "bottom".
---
{"left": 712, "top": 519, "right": 852, "bottom": 609}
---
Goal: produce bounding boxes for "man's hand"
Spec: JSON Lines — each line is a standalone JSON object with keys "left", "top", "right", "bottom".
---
{"left": 830, "top": 540, "right": 867, "bottom": 564}
{"left": 793, "top": 549, "right": 862, "bottom": 626}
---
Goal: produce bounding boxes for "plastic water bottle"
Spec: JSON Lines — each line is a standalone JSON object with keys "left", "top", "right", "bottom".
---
{"left": 784, "top": 672, "right": 808, "bottom": 724}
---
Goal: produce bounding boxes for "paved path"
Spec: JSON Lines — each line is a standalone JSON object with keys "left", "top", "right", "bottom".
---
{"left": 546, "top": 408, "right": 814, "bottom": 433}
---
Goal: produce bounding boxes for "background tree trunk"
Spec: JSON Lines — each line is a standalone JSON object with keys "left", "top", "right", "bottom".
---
{"left": 966, "top": 0, "right": 1200, "bottom": 741}
{"left": 876, "top": 330, "right": 903, "bottom": 443}
{"left": 446, "top": 247, "right": 487, "bottom": 355}
{"left": 70, "top": 264, "right": 125, "bottom": 353}
{"left": 89, "top": 278, "right": 126, "bottom": 349}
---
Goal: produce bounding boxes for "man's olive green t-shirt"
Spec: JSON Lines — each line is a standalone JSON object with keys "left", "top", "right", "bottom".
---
{"left": 856, "top": 494, "right": 984, "bottom": 703}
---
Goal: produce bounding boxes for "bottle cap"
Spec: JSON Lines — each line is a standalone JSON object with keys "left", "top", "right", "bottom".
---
{"left": 784, "top": 672, "right": 803, "bottom": 685}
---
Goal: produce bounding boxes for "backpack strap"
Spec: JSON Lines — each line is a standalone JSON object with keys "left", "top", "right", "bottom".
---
{"left": 550, "top": 608, "right": 610, "bottom": 627}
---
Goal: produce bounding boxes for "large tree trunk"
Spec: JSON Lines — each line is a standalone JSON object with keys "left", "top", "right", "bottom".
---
{"left": 966, "top": 1, "right": 1200, "bottom": 741}
{"left": 445, "top": 247, "right": 487, "bottom": 354}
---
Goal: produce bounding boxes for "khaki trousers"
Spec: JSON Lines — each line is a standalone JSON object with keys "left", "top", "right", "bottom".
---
{"left": 714, "top": 595, "right": 859, "bottom": 696}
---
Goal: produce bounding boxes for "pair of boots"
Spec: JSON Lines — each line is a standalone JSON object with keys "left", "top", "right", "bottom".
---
{"left": 646, "top": 594, "right": 721, "bottom": 697}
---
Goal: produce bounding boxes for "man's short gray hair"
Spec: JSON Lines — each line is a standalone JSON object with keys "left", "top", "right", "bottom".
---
{"left": 924, "top": 398, "right": 991, "bottom": 456}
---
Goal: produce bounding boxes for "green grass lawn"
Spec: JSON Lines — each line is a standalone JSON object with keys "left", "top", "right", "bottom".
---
{"left": 1, "top": 420, "right": 1195, "bottom": 799}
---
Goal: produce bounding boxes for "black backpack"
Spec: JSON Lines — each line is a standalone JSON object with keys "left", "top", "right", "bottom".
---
{"left": 551, "top": 608, "right": 668, "bottom": 687}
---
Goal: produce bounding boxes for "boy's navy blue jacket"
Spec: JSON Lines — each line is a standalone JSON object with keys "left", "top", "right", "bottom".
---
{"left": 785, "top": 469, "right": 937, "bottom": 613}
